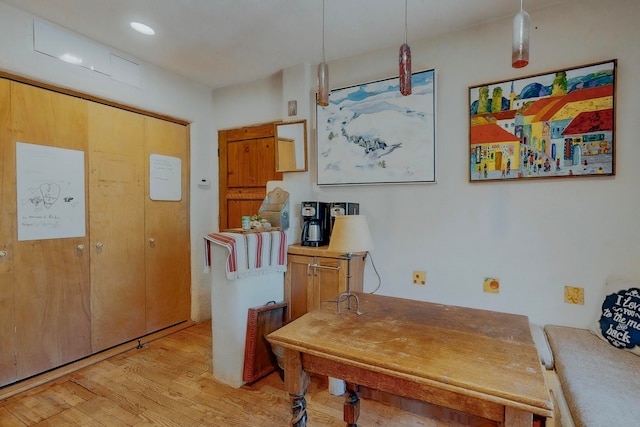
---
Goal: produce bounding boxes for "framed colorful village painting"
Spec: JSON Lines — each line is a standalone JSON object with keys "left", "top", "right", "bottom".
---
{"left": 469, "top": 60, "right": 616, "bottom": 182}
{"left": 317, "top": 69, "right": 436, "bottom": 185}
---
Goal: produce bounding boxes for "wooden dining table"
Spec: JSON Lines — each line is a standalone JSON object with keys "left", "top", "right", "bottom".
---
{"left": 267, "top": 292, "right": 552, "bottom": 426}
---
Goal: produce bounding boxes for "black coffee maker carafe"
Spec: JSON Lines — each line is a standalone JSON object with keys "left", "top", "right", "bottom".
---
{"left": 300, "top": 201, "right": 330, "bottom": 247}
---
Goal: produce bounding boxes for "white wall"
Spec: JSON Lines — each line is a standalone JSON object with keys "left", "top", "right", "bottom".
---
{"left": 0, "top": 2, "right": 217, "bottom": 322}
{"left": 213, "top": 0, "right": 640, "bottom": 328}
{"left": 2, "top": 0, "right": 638, "bottom": 329}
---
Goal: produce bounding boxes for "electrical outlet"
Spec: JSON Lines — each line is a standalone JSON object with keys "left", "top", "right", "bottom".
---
{"left": 483, "top": 277, "right": 500, "bottom": 293}
{"left": 413, "top": 271, "right": 426, "bottom": 285}
{"left": 564, "top": 286, "right": 585, "bottom": 305}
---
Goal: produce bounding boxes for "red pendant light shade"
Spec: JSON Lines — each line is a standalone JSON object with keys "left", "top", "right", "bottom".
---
{"left": 399, "top": 43, "right": 412, "bottom": 96}
{"left": 399, "top": 0, "right": 412, "bottom": 96}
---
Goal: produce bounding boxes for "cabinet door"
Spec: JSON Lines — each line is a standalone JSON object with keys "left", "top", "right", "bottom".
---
{"left": 285, "top": 254, "right": 344, "bottom": 321}
{"left": 144, "top": 117, "right": 190, "bottom": 333}
{"left": 88, "top": 103, "right": 146, "bottom": 352}
{"left": 0, "top": 79, "right": 16, "bottom": 385}
{"left": 285, "top": 250, "right": 367, "bottom": 323}
{"left": 285, "top": 254, "right": 312, "bottom": 321}
{"left": 311, "top": 256, "right": 343, "bottom": 312}
{"left": 11, "top": 82, "right": 91, "bottom": 380}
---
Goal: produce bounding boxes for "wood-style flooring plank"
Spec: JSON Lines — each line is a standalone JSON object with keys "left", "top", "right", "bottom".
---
{"left": 0, "top": 406, "right": 27, "bottom": 427}
{"left": 1, "top": 321, "right": 460, "bottom": 426}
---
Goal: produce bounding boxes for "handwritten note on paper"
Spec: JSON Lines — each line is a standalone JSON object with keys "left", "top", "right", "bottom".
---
{"left": 16, "top": 142, "right": 86, "bottom": 241}
{"left": 149, "top": 154, "right": 182, "bottom": 201}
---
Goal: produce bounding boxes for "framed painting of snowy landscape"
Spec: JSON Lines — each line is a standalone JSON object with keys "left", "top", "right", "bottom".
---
{"left": 316, "top": 69, "right": 436, "bottom": 185}
{"left": 469, "top": 59, "right": 616, "bottom": 182}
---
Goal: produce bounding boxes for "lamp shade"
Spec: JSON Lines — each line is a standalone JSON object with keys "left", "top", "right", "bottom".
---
{"left": 399, "top": 43, "right": 412, "bottom": 96}
{"left": 328, "top": 215, "right": 374, "bottom": 253}
{"left": 512, "top": 7, "right": 530, "bottom": 68}
{"left": 317, "top": 62, "right": 329, "bottom": 106}
{"left": 399, "top": 0, "right": 411, "bottom": 96}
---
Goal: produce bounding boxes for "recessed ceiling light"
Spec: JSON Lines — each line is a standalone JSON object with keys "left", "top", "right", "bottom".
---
{"left": 130, "top": 21, "right": 155, "bottom": 35}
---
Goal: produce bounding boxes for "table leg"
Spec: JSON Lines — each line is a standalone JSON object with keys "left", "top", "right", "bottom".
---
{"left": 343, "top": 383, "right": 360, "bottom": 426}
{"left": 291, "top": 392, "right": 307, "bottom": 427}
{"left": 284, "top": 348, "right": 310, "bottom": 427}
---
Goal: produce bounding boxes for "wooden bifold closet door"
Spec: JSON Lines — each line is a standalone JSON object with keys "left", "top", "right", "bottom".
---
{"left": 10, "top": 81, "right": 92, "bottom": 381}
{"left": 88, "top": 103, "right": 146, "bottom": 352}
{"left": 0, "top": 77, "right": 191, "bottom": 387}
{"left": 0, "top": 78, "right": 16, "bottom": 385}
{"left": 144, "top": 116, "right": 190, "bottom": 333}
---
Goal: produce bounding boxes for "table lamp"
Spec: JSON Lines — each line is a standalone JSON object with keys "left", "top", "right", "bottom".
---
{"left": 328, "top": 215, "right": 374, "bottom": 314}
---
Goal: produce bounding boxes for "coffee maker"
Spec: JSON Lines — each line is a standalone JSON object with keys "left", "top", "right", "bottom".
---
{"left": 329, "top": 202, "right": 360, "bottom": 235}
{"left": 300, "top": 201, "right": 330, "bottom": 247}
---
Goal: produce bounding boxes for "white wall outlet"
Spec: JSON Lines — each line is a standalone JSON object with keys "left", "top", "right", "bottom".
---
{"left": 564, "top": 286, "right": 585, "bottom": 304}
{"left": 413, "top": 271, "right": 426, "bottom": 285}
{"left": 483, "top": 277, "right": 500, "bottom": 293}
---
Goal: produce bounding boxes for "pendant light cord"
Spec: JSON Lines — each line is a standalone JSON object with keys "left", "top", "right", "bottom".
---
{"left": 404, "top": 0, "right": 408, "bottom": 45}
{"left": 322, "top": 0, "right": 326, "bottom": 63}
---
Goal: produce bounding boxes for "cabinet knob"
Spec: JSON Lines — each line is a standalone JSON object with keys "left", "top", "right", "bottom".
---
{"left": 76, "top": 245, "right": 85, "bottom": 252}
{"left": 149, "top": 238, "right": 155, "bottom": 245}
{"left": 0, "top": 250, "right": 7, "bottom": 258}
{"left": 96, "top": 242, "right": 104, "bottom": 249}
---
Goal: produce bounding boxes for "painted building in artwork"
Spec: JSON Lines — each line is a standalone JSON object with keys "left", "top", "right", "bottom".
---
{"left": 471, "top": 83, "right": 614, "bottom": 177}
{"left": 562, "top": 108, "right": 613, "bottom": 168}
{"left": 520, "top": 85, "right": 613, "bottom": 164}
{"left": 470, "top": 123, "right": 520, "bottom": 176}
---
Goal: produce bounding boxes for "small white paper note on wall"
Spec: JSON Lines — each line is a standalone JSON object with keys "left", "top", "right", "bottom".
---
{"left": 149, "top": 154, "right": 182, "bottom": 201}
{"left": 16, "top": 142, "right": 86, "bottom": 241}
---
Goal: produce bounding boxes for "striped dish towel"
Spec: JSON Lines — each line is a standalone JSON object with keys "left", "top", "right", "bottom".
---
{"left": 204, "top": 230, "right": 287, "bottom": 280}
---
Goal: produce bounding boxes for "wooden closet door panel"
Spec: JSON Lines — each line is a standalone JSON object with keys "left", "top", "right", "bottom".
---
{"left": 88, "top": 103, "right": 146, "bottom": 352}
{"left": 144, "top": 117, "right": 190, "bottom": 333}
{"left": 0, "top": 79, "right": 17, "bottom": 385}
{"left": 10, "top": 82, "right": 91, "bottom": 380}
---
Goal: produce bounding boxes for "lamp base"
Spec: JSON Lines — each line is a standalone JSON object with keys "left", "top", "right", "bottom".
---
{"left": 336, "top": 291, "right": 362, "bottom": 315}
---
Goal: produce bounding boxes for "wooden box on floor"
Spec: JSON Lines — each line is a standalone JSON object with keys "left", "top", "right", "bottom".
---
{"left": 243, "top": 301, "right": 288, "bottom": 383}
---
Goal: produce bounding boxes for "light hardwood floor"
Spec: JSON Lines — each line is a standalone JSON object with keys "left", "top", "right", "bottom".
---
{"left": 0, "top": 321, "right": 460, "bottom": 426}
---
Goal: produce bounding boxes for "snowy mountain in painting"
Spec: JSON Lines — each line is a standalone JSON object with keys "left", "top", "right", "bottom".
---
{"left": 317, "top": 70, "right": 435, "bottom": 185}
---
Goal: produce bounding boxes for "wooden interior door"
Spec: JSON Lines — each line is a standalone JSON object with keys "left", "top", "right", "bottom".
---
{"left": 218, "top": 123, "right": 282, "bottom": 230}
{"left": 10, "top": 81, "right": 91, "bottom": 380}
{"left": 144, "top": 116, "right": 191, "bottom": 333}
{"left": 0, "top": 78, "right": 16, "bottom": 385}
{"left": 88, "top": 103, "right": 146, "bottom": 352}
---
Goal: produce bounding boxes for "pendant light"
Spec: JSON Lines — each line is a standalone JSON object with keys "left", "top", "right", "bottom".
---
{"left": 317, "top": 0, "right": 329, "bottom": 106}
{"left": 399, "top": 0, "right": 412, "bottom": 96}
{"left": 512, "top": 0, "right": 530, "bottom": 68}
